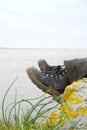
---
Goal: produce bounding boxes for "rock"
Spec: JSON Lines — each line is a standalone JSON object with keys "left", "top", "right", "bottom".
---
{"left": 47, "top": 78, "right": 87, "bottom": 130}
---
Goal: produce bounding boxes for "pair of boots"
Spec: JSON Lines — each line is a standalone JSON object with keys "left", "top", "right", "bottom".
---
{"left": 26, "top": 57, "right": 87, "bottom": 96}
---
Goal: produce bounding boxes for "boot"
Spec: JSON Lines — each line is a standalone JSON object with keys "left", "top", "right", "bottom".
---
{"left": 26, "top": 66, "right": 70, "bottom": 96}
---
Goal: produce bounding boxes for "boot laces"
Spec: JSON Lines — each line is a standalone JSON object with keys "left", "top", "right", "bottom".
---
{"left": 42, "top": 65, "right": 67, "bottom": 78}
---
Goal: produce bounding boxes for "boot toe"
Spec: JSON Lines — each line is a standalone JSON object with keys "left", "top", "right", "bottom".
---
{"left": 26, "top": 67, "right": 36, "bottom": 78}
{"left": 26, "top": 67, "right": 48, "bottom": 84}
{"left": 26, "top": 67, "right": 61, "bottom": 96}
{"left": 38, "top": 59, "right": 47, "bottom": 71}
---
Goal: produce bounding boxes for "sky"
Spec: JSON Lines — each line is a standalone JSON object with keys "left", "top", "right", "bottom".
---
{"left": 0, "top": 0, "right": 87, "bottom": 48}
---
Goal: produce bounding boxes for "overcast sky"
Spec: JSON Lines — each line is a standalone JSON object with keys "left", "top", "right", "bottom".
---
{"left": 0, "top": 0, "right": 87, "bottom": 48}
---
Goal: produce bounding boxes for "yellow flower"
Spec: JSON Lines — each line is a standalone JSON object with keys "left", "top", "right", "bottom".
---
{"left": 78, "top": 107, "right": 87, "bottom": 114}
{"left": 47, "top": 78, "right": 87, "bottom": 127}
{"left": 48, "top": 111, "right": 60, "bottom": 124}
{"left": 63, "top": 79, "right": 81, "bottom": 103}
{"left": 59, "top": 103, "right": 79, "bottom": 118}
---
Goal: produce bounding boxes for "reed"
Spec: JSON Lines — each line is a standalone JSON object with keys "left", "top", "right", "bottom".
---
{"left": 1, "top": 79, "right": 60, "bottom": 130}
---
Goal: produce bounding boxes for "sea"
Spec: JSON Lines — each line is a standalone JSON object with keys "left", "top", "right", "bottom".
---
{"left": 0, "top": 48, "right": 87, "bottom": 117}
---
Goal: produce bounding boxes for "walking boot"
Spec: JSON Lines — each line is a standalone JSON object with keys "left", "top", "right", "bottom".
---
{"left": 26, "top": 66, "right": 70, "bottom": 96}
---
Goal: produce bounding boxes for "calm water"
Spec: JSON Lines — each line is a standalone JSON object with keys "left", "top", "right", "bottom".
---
{"left": 0, "top": 48, "right": 87, "bottom": 117}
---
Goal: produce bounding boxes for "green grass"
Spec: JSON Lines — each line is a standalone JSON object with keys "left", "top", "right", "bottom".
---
{"left": 1, "top": 79, "right": 87, "bottom": 129}
{"left": 0, "top": 78, "right": 60, "bottom": 130}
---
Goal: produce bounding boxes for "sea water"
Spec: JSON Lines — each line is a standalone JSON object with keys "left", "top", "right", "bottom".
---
{"left": 0, "top": 48, "right": 87, "bottom": 117}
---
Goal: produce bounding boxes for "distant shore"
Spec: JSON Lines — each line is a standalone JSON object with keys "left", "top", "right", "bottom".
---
{"left": 0, "top": 47, "right": 87, "bottom": 51}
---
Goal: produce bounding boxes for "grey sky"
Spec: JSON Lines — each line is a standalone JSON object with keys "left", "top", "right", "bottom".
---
{"left": 0, "top": 0, "right": 87, "bottom": 48}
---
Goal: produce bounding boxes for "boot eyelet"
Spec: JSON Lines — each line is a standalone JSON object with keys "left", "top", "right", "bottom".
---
{"left": 62, "top": 72, "right": 65, "bottom": 75}
{"left": 65, "top": 69, "right": 67, "bottom": 72}
{"left": 59, "top": 75, "right": 62, "bottom": 78}
{"left": 56, "top": 75, "right": 58, "bottom": 78}
{"left": 46, "top": 74, "right": 49, "bottom": 77}
{"left": 51, "top": 74, "right": 53, "bottom": 78}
